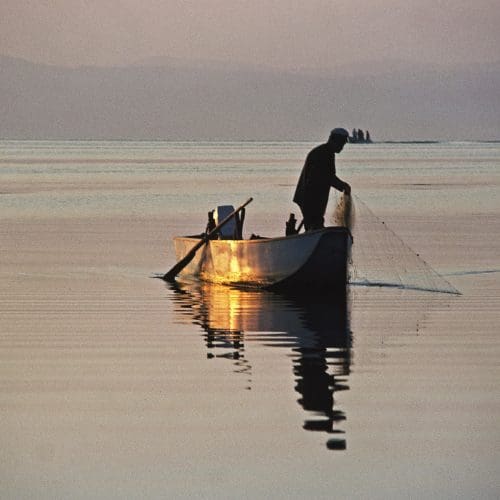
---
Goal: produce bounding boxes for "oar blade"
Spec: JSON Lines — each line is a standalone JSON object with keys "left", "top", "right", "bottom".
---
{"left": 163, "top": 251, "right": 197, "bottom": 281}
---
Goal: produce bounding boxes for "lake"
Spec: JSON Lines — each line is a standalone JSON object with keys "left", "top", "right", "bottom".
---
{"left": 1, "top": 140, "right": 499, "bottom": 499}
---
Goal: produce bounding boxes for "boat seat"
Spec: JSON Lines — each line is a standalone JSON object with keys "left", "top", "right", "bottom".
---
{"left": 214, "top": 205, "right": 244, "bottom": 239}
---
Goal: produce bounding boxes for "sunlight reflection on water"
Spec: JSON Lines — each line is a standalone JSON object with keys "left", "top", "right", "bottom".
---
{"left": 169, "top": 281, "right": 351, "bottom": 451}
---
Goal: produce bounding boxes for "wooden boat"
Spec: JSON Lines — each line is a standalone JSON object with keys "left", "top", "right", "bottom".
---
{"left": 173, "top": 226, "right": 351, "bottom": 292}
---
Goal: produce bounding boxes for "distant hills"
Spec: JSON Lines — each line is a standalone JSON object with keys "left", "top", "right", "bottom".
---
{"left": 1, "top": 55, "right": 498, "bottom": 141}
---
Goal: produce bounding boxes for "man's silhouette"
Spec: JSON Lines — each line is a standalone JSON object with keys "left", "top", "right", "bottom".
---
{"left": 293, "top": 128, "right": 351, "bottom": 231}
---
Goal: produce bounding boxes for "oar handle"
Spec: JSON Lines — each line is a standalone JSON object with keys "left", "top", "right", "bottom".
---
{"left": 163, "top": 197, "right": 253, "bottom": 281}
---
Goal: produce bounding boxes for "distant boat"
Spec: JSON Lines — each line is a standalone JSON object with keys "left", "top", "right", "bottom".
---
{"left": 172, "top": 226, "right": 351, "bottom": 293}
{"left": 349, "top": 137, "right": 372, "bottom": 144}
{"left": 349, "top": 129, "right": 372, "bottom": 144}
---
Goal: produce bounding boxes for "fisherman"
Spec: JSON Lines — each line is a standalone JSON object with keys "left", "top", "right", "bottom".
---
{"left": 293, "top": 128, "right": 351, "bottom": 231}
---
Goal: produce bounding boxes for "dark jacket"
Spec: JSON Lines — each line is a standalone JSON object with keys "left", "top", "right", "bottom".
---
{"left": 293, "top": 143, "right": 337, "bottom": 216}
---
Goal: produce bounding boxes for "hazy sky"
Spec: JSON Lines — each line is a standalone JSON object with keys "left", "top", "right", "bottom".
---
{"left": 1, "top": 0, "right": 499, "bottom": 70}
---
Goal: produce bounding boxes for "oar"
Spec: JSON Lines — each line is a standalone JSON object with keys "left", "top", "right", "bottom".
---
{"left": 163, "top": 197, "right": 253, "bottom": 282}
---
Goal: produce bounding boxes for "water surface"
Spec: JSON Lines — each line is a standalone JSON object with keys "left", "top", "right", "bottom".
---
{"left": 1, "top": 141, "right": 499, "bottom": 498}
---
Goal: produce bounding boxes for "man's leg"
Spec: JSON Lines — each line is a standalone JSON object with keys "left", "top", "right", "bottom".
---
{"left": 303, "top": 213, "right": 324, "bottom": 231}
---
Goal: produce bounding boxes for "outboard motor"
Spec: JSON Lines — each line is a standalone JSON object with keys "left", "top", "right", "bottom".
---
{"left": 211, "top": 205, "right": 245, "bottom": 239}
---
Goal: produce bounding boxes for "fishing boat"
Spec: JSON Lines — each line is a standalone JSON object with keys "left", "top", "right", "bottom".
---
{"left": 173, "top": 227, "right": 350, "bottom": 291}
{"left": 166, "top": 199, "right": 351, "bottom": 292}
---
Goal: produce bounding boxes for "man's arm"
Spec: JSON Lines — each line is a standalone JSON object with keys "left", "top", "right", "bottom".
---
{"left": 331, "top": 175, "right": 351, "bottom": 195}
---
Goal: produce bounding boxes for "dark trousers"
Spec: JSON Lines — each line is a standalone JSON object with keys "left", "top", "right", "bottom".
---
{"left": 302, "top": 213, "right": 325, "bottom": 231}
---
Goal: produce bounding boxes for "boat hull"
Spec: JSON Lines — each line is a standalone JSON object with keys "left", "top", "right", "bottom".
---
{"left": 173, "top": 227, "right": 350, "bottom": 292}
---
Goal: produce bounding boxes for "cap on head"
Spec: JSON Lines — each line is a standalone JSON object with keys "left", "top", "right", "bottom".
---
{"left": 330, "top": 128, "right": 349, "bottom": 139}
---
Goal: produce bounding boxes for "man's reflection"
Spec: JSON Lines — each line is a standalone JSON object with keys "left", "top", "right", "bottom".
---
{"left": 169, "top": 282, "right": 351, "bottom": 451}
{"left": 288, "top": 293, "right": 350, "bottom": 450}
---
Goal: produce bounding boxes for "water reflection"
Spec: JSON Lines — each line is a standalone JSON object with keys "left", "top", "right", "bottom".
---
{"left": 169, "top": 281, "right": 351, "bottom": 451}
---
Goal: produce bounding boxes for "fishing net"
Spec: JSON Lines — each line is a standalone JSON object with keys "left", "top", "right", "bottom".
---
{"left": 331, "top": 194, "right": 460, "bottom": 295}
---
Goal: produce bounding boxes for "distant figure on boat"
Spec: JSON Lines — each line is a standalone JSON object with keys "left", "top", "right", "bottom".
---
{"left": 349, "top": 128, "right": 373, "bottom": 143}
{"left": 293, "top": 128, "right": 351, "bottom": 231}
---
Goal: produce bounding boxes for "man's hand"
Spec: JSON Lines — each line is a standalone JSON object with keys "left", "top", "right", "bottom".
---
{"left": 343, "top": 182, "right": 351, "bottom": 195}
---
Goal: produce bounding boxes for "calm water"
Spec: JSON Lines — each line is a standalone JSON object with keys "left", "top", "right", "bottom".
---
{"left": 1, "top": 141, "right": 499, "bottom": 498}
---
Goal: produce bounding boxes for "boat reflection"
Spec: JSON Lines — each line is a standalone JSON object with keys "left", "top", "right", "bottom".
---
{"left": 169, "top": 281, "right": 351, "bottom": 451}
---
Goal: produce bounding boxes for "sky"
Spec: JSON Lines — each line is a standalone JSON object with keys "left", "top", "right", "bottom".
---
{"left": 1, "top": 0, "right": 499, "bottom": 71}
